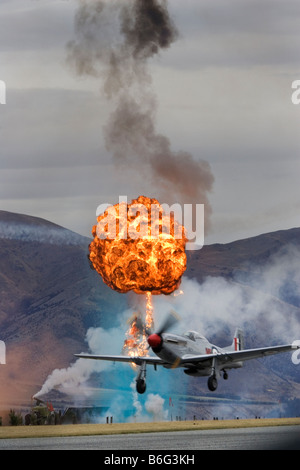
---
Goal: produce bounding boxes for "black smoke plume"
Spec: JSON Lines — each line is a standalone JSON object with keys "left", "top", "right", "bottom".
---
{"left": 67, "top": 0, "right": 214, "bottom": 229}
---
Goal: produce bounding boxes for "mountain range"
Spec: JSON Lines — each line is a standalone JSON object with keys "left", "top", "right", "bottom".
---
{"left": 0, "top": 210, "right": 299, "bottom": 420}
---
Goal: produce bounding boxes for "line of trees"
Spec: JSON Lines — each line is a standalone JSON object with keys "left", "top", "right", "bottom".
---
{"left": 0, "top": 410, "right": 23, "bottom": 426}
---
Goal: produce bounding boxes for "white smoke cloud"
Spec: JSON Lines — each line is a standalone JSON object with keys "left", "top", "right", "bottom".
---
{"left": 35, "top": 326, "right": 124, "bottom": 398}
{"left": 145, "top": 393, "right": 168, "bottom": 421}
{"left": 130, "top": 379, "right": 144, "bottom": 422}
{"left": 153, "top": 245, "right": 300, "bottom": 345}
{"left": 94, "top": 379, "right": 169, "bottom": 423}
{"left": 247, "top": 244, "right": 300, "bottom": 304}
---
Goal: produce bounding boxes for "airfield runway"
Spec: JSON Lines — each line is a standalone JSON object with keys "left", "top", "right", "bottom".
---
{"left": 0, "top": 425, "right": 299, "bottom": 450}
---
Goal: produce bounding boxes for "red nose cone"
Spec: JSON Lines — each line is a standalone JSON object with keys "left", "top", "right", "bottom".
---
{"left": 147, "top": 333, "right": 162, "bottom": 349}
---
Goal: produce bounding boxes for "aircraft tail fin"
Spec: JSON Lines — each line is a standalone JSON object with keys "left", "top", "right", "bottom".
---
{"left": 231, "top": 328, "right": 244, "bottom": 351}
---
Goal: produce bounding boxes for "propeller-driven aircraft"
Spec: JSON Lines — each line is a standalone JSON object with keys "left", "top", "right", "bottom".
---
{"left": 75, "top": 312, "right": 299, "bottom": 394}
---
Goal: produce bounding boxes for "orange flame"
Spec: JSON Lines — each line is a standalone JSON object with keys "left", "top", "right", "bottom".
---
{"left": 145, "top": 291, "right": 154, "bottom": 333}
{"left": 89, "top": 196, "right": 187, "bottom": 295}
{"left": 123, "top": 292, "right": 154, "bottom": 361}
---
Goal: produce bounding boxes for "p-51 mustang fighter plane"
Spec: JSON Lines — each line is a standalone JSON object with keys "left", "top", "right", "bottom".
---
{"left": 75, "top": 312, "right": 299, "bottom": 394}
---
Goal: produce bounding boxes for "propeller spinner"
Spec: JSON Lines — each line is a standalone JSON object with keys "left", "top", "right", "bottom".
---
{"left": 147, "top": 333, "right": 162, "bottom": 349}
{"left": 147, "top": 310, "right": 180, "bottom": 350}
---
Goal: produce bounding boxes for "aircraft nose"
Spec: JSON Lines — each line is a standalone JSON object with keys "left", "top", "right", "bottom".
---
{"left": 147, "top": 333, "right": 162, "bottom": 349}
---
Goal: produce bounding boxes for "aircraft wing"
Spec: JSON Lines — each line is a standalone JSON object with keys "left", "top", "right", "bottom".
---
{"left": 181, "top": 343, "right": 299, "bottom": 366}
{"left": 75, "top": 343, "right": 299, "bottom": 368}
{"left": 74, "top": 353, "right": 167, "bottom": 367}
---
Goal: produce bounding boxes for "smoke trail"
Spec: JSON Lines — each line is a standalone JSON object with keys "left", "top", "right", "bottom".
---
{"left": 35, "top": 326, "right": 122, "bottom": 398}
{"left": 104, "top": 95, "right": 214, "bottom": 215}
{"left": 35, "top": 321, "right": 170, "bottom": 423}
{"left": 67, "top": 0, "right": 178, "bottom": 94}
{"left": 67, "top": 0, "right": 214, "bottom": 228}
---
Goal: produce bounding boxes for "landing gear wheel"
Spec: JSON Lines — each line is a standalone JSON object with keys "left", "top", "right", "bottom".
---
{"left": 208, "top": 375, "right": 218, "bottom": 391}
{"left": 136, "top": 379, "right": 146, "bottom": 394}
{"left": 223, "top": 371, "right": 228, "bottom": 380}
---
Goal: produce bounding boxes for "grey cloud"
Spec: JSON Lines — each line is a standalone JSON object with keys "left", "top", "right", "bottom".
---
{"left": 164, "top": 0, "right": 300, "bottom": 69}
{"left": 170, "top": 0, "right": 300, "bottom": 37}
{"left": 0, "top": 0, "right": 74, "bottom": 52}
{"left": 0, "top": 88, "right": 110, "bottom": 170}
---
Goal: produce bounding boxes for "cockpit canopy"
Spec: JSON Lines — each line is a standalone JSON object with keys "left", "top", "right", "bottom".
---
{"left": 183, "top": 330, "right": 205, "bottom": 342}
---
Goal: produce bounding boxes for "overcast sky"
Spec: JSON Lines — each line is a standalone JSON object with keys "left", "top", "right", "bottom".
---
{"left": 1, "top": 0, "right": 300, "bottom": 244}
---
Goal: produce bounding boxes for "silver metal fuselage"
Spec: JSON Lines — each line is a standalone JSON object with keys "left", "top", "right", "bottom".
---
{"left": 157, "top": 332, "right": 243, "bottom": 376}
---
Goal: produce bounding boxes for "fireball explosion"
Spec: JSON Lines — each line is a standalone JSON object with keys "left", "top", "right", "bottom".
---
{"left": 89, "top": 196, "right": 187, "bottom": 357}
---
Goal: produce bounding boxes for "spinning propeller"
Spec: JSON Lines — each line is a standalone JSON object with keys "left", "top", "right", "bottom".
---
{"left": 147, "top": 310, "right": 180, "bottom": 349}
